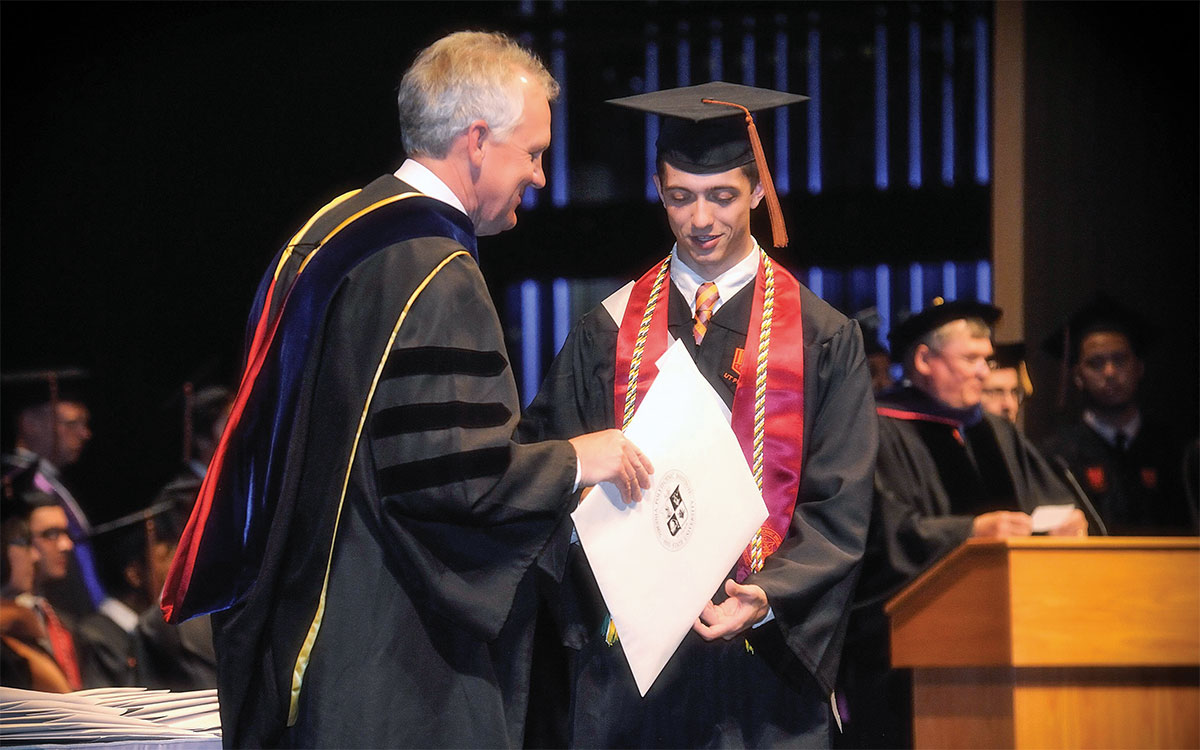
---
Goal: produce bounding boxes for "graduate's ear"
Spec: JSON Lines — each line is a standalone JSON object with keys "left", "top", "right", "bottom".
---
{"left": 466, "top": 119, "right": 490, "bottom": 169}
{"left": 748, "top": 179, "right": 766, "bottom": 210}
{"left": 913, "top": 344, "right": 935, "bottom": 377}
{"left": 651, "top": 173, "right": 665, "bottom": 205}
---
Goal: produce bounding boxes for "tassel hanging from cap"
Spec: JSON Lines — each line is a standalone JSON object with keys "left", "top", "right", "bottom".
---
{"left": 701, "top": 98, "right": 788, "bottom": 248}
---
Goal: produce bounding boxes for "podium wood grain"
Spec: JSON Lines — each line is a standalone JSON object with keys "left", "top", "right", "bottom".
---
{"left": 886, "top": 537, "right": 1200, "bottom": 748}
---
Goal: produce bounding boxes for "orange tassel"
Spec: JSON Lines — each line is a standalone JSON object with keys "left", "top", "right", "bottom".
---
{"left": 701, "top": 98, "right": 788, "bottom": 248}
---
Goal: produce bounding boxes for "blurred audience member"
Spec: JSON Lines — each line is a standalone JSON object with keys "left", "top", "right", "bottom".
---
{"left": 134, "top": 383, "right": 230, "bottom": 691}
{"left": 855, "top": 307, "right": 896, "bottom": 394}
{"left": 2, "top": 509, "right": 72, "bottom": 692}
{"left": 1040, "top": 294, "right": 1198, "bottom": 535}
{"left": 981, "top": 342, "right": 1032, "bottom": 425}
{"left": 77, "top": 524, "right": 152, "bottom": 687}
{"left": 1, "top": 491, "right": 83, "bottom": 690}
{"left": 2, "top": 370, "right": 105, "bottom": 621}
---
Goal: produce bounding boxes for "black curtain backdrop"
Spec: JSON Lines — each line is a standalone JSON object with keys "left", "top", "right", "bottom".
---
{"left": 3, "top": 1, "right": 1196, "bottom": 526}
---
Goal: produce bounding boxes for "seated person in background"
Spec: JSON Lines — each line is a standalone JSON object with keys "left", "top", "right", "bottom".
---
{"left": 836, "top": 298, "right": 1086, "bottom": 750}
{"left": 1, "top": 372, "right": 105, "bottom": 624}
{"left": 1, "top": 490, "right": 83, "bottom": 691}
{"left": 139, "top": 490, "right": 217, "bottom": 691}
{"left": 1040, "top": 294, "right": 1198, "bottom": 536}
{"left": 2, "top": 509, "right": 73, "bottom": 692}
{"left": 854, "top": 307, "right": 897, "bottom": 394}
{"left": 77, "top": 524, "right": 152, "bottom": 687}
{"left": 981, "top": 341, "right": 1033, "bottom": 425}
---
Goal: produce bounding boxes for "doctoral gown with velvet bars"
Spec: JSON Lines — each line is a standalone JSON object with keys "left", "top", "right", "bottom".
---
{"left": 185, "top": 176, "right": 577, "bottom": 748}
{"left": 518, "top": 274, "right": 877, "bottom": 748}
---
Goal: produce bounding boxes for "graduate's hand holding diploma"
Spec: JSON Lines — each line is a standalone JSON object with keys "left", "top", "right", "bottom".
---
{"left": 692, "top": 578, "right": 770, "bottom": 641}
{"left": 569, "top": 429, "right": 654, "bottom": 503}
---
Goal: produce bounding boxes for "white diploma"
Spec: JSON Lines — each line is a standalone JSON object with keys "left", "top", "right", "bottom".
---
{"left": 571, "top": 339, "right": 768, "bottom": 696}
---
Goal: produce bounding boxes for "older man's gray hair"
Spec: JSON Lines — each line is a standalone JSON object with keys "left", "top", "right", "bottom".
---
{"left": 397, "top": 31, "right": 560, "bottom": 159}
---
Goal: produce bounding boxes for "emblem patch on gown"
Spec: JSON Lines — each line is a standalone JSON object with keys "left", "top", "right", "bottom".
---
{"left": 723, "top": 347, "right": 745, "bottom": 386}
{"left": 654, "top": 469, "right": 696, "bottom": 551}
{"left": 1141, "top": 467, "right": 1158, "bottom": 489}
{"left": 1085, "top": 465, "right": 1107, "bottom": 492}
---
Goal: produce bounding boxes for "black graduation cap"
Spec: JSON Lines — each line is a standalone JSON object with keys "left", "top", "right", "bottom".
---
{"left": 607, "top": 81, "right": 808, "bottom": 248}
{"left": 991, "top": 342, "right": 1026, "bottom": 370}
{"left": 887, "top": 297, "right": 1002, "bottom": 363}
{"left": 990, "top": 341, "right": 1034, "bottom": 396}
{"left": 1041, "top": 293, "right": 1155, "bottom": 364}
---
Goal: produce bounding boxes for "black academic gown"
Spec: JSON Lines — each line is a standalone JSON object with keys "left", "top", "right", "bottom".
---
{"left": 1041, "top": 418, "right": 1198, "bottom": 536}
{"left": 520, "top": 271, "right": 877, "bottom": 748}
{"left": 838, "top": 385, "right": 1075, "bottom": 749}
{"left": 209, "top": 176, "right": 578, "bottom": 748}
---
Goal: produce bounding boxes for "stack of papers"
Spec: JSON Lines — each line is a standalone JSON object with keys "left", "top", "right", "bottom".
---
{"left": 573, "top": 340, "right": 768, "bottom": 696}
{"left": 0, "top": 686, "right": 221, "bottom": 745}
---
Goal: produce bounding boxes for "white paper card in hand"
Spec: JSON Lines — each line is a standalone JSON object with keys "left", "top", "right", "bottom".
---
{"left": 571, "top": 339, "right": 768, "bottom": 696}
{"left": 1031, "top": 503, "right": 1076, "bottom": 533}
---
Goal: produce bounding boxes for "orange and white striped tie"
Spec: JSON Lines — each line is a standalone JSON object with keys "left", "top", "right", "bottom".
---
{"left": 693, "top": 282, "right": 719, "bottom": 345}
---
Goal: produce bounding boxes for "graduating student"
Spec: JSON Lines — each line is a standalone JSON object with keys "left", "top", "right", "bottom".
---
{"left": 1, "top": 369, "right": 105, "bottom": 624}
{"left": 1040, "top": 294, "right": 1198, "bottom": 535}
{"left": 159, "top": 31, "right": 650, "bottom": 748}
{"left": 839, "top": 299, "right": 1087, "bottom": 749}
{"left": 520, "top": 82, "right": 877, "bottom": 747}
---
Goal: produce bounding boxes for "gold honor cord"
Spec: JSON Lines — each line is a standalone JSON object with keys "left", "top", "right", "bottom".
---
{"left": 287, "top": 248, "right": 470, "bottom": 726}
{"left": 748, "top": 250, "right": 775, "bottom": 575}
{"left": 605, "top": 249, "right": 776, "bottom": 649}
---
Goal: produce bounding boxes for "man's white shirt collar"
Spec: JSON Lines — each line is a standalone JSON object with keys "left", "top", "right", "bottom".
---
{"left": 1083, "top": 408, "right": 1142, "bottom": 448}
{"left": 670, "top": 240, "right": 761, "bottom": 315}
{"left": 394, "top": 159, "right": 468, "bottom": 217}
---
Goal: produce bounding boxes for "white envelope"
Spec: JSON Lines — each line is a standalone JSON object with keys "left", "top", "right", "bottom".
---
{"left": 572, "top": 339, "right": 768, "bottom": 696}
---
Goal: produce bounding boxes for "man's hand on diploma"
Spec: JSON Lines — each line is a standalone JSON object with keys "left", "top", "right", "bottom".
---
{"left": 569, "top": 429, "right": 654, "bottom": 503}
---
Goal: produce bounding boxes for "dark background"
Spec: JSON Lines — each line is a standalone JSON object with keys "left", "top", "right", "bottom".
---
{"left": 2, "top": 1, "right": 1196, "bottom": 525}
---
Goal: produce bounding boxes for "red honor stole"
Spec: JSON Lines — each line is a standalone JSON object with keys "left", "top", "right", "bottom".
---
{"left": 614, "top": 250, "right": 806, "bottom": 581}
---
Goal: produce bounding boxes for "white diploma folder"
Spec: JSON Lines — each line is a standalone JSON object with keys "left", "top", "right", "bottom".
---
{"left": 571, "top": 339, "right": 769, "bottom": 696}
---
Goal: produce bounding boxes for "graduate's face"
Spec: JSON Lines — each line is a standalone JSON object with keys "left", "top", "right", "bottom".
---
{"left": 916, "top": 321, "right": 994, "bottom": 409}
{"left": 654, "top": 164, "right": 764, "bottom": 280}
{"left": 981, "top": 366, "right": 1023, "bottom": 423}
{"left": 472, "top": 77, "right": 551, "bottom": 236}
{"left": 1073, "top": 331, "right": 1142, "bottom": 410}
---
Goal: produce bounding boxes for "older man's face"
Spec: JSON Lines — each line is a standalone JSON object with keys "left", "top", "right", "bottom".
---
{"left": 920, "top": 320, "right": 994, "bottom": 409}
{"left": 29, "top": 505, "right": 74, "bottom": 581}
{"left": 473, "top": 76, "right": 551, "bottom": 236}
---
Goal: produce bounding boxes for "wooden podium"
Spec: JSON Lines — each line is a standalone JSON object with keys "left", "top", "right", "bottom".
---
{"left": 886, "top": 537, "right": 1200, "bottom": 748}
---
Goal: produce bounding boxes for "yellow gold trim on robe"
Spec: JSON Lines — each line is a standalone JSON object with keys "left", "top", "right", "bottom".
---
{"left": 286, "top": 249, "right": 471, "bottom": 726}
{"left": 295, "top": 192, "right": 423, "bottom": 276}
{"left": 274, "top": 190, "right": 362, "bottom": 282}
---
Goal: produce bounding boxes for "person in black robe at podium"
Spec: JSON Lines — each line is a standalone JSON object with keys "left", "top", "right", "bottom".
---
{"left": 157, "top": 31, "right": 650, "bottom": 749}
{"left": 520, "top": 82, "right": 877, "bottom": 748}
{"left": 1039, "top": 294, "right": 1199, "bottom": 536}
{"left": 836, "top": 298, "right": 1089, "bottom": 750}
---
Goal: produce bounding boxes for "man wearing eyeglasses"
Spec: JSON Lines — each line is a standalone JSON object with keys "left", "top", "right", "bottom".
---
{"left": 836, "top": 298, "right": 1086, "bottom": 750}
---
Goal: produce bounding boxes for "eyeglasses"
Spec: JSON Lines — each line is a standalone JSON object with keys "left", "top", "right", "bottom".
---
{"left": 33, "top": 527, "right": 71, "bottom": 542}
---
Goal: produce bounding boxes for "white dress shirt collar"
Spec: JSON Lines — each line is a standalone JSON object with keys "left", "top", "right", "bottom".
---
{"left": 393, "top": 159, "right": 468, "bottom": 218}
{"left": 670, "top": 240, "right": 761, "bottom": 315}
{"left": 1083, "top": 408, "right": 1142, "bottom": 449}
